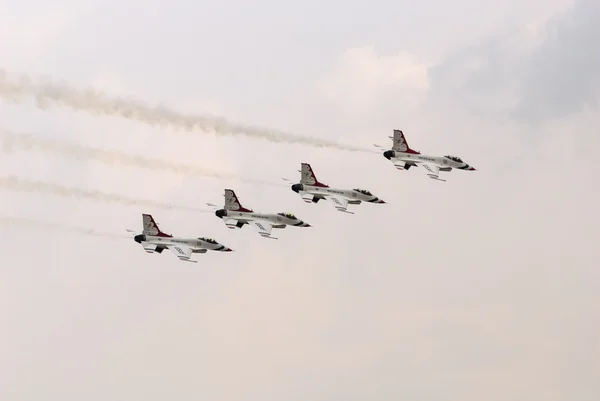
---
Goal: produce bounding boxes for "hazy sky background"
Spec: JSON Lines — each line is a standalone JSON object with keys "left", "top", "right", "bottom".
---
{"left": 1, "top": 0, "right": 599, "bottom": 400}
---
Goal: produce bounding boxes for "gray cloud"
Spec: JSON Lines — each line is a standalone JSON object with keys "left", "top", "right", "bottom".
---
{"left": 426, "top": 0, "right": 600, "bottom": 123}
{"left": 515, "top": 0, "right": 600, "bottom": 121}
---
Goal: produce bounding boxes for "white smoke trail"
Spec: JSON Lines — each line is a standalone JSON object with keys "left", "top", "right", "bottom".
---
{"left": 0, "top": 176, "right": 210, "bottom": 212}
{"left": 0, "top": 69, "right": 373, "bottom": 153}
{"left": 0, "top": 129, "right": 284, "bottom": 186}
{"left": 0, "top": 215, "right": 123, "bottom": 239}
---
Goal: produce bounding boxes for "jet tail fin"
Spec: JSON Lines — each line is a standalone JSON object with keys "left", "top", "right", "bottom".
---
{"left": 300, "top": 163, "right": 329, "bottom": 187}
{"left": 142, "top": 214, "right": 172, "bottom": 237}
{"left": 392, "top": 129, "right": 420, "bottom": 154}
{"left": 224, "top": 189, "right": 253, "bottom": 212}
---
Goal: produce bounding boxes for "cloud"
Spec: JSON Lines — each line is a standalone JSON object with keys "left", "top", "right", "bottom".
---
{"left": 318, "top": 46, "right": 430, "bottom": 131}
{"left": 321, "top": 46, "right": 429, "bottom": 106}
{"left": 516, "top": 0, "right": 600, "bottom": 121}
{"left": 320, "top": 0, "right": 599, "bottom": 130}
{"left": 425, "top": 0, "right": 599, "bottom": 124}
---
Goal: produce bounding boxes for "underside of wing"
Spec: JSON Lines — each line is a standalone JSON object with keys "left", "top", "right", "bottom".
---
{"left": 250, "top": 220, "right": 276, "bottom": 239}
{"left": 392, "top": 160, "right": 418, "bottom": 171}
{"left": 142, "top": 243, "right": 166, "bottom": 253}
{"left": 301, "top": 192, "right": 323, "bottom": 203}
{"left": 421, "top": 163, "right": 446, "bottom": 181}
{"left": 167, "top": 244, "right": 197, "bottom": 262}
{"left": 142, "top": 243, "right": 156, "bottom": 253}
{"left": 225, "top": 218, "right": 246, "bottom": 229}
{"left": 324, "top": 195, "right": 353, "bottom": 213}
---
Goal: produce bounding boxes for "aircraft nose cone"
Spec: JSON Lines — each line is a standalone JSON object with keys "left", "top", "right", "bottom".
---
{"left": 224, "top": 247, "right": 233, "bottom": 252}
{"left": 304, "top": 222, "right": 311, "bottom": 227}
{"left": 470, "top": 167, "right": 477, "bottom": 171}
{"left": 378, "top": 199, "right": 386, "bottom": 204}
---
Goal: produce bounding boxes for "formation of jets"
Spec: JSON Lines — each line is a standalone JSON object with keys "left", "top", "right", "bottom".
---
{"left": 129, "top": 129, "right": 476, "bottom": 262}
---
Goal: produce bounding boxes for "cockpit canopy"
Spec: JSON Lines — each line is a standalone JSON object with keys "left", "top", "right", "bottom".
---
{"left": 278, "top": 212, "right": 297, "bottom": 220}
{"left": 354, "top": 188, "right": 372, "bottom": 196}
{"left": 444, "top": 155, "right": 463, "bottom": 163}
{"left": 198, "top": 237, "right": 217, "bottom": 244}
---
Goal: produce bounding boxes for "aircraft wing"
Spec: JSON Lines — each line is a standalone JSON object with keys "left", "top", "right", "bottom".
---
{"left": 421, "top": 163, "right": 446, "bottom": 182}
{"left": 301, "top": 192, "right": 314, "bottom": 203}
{"left": 142, "top": 243, "right": 158, "bottom": 253}
{"left": 324, "top": 195, "right": 353, "bottom": 213}
{"left": 166, "top": 244, "right": 197, "bottom": 262}
{"left": 301, "top": 192, "right": 323, "bottom": 203}
{"left": 224, "top": 218, "right": 244, "bottom": 229}
{"left": 392, "top": 160, "right": 418, "bottom": 171}
{"left": 392, "top": 159, "right": 406, "bottom": 170}
{"left": 250, "top": 220, "right": 276, "bottom": 239}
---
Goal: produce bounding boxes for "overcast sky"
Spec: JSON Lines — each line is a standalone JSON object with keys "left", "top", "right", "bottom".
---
{"left": 1, "top": 0, "right": 599, "bottom": 400}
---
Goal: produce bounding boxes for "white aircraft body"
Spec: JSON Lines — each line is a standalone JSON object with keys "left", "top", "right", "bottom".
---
{"left": 377, "top": 129, "right": 476, "bottom": 181}
{"left": 214, "top": 189, "right": 311, "bottom": 239}
{"left": 290, "top": 163, "right": 385, "bottom": 214}
{"left": 130, "top": 214, "right": 232, "bottom": 263}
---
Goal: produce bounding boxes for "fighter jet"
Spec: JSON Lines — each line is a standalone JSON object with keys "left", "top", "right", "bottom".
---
{"left": 376, "top": 129, "right": 476, "bottom": 181}
{"left": 288, "top": 163, "right": 385, "bottom": 214}
{"left": 128, "top": 213, "right": 232, "bottom": 263}
{"left": 213, "top": 189, "right": 311, "bottom": 239}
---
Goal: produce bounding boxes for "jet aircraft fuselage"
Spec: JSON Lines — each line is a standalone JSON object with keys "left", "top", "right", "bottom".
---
{"left": 291, "top": 184, "right": 385, "bottom": 204}
{"left": 288, "top": 163, "right": 385, "bottom": 213}
{"left": 379, "top": 129, "right": 476, "bottom": 181}
{"left": 214, "top": 189, "right": 310, "bottom": 239}
{"left": 134, "top": 234, "right": 232, "bottom": 253}
{"left": 131, "top": 213, "right": 232, "bottom": 262}
{"left": 383, "top": 151, "right": 476, "bottom": 171}
{"left": 214, "top": 209, "right": 310, "bottom": 229}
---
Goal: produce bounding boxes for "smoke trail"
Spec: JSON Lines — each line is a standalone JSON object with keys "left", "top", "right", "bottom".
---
{"left": 0, "top": 176, "right": 210, "bottom": 212}
{"left": 0, "top": 215, "right": 122, "bottom": 239}
{"left": 0, "top": 69, "right": 372, "bottom": 153}
{"left": 0, "top": 129, "right": 284, "bottom": 186}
